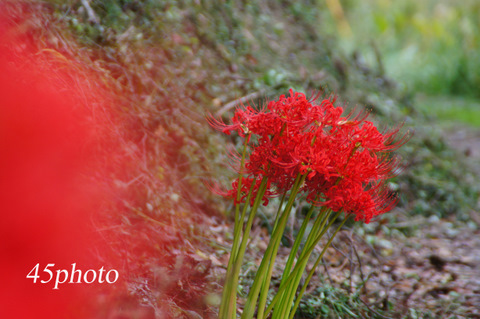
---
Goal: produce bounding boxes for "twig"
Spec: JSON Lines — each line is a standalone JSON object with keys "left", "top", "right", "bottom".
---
{"left": 358, "top": 297, "right": 392, "bottom": 319}
{"left": 322, "top": 257, "right": 334, "bottom": 286}
{"left": 80, "top": 0, "right": 100, "bottom": 24}
{"left": 349, "top": 246, "right": 355, "bottom": 293}
{"left": 123, "top": 200, "right": 169, "bottom": 228}
{"left": 348, "top": 231, "right": 367, "bottom": 295}
{"left": 350, "top": 230, "right": 382, "bottom": 260}
{"left": 215, "top": 90, "right": 265, "bottom": 117}
{"left": 387, "top": 217, "right": 425, "bottom": 229}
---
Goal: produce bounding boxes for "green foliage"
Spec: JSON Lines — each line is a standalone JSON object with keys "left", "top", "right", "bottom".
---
{"left": 296, "top": 286, "right": 390, "bottom": 319}
{"left": 416, "top": 95, "right": 480, "bottom": 128}
{"left": 330, "top": 0, "right": 480, "bottom": 98}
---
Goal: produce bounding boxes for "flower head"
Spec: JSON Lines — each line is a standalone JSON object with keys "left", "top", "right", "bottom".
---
{"left": 209, "top": 89, "right": 409, "bottom": 223}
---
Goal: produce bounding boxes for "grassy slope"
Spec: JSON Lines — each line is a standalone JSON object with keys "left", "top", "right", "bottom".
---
{"left": 416, "top": 95, "right": 480, "bottom": 128}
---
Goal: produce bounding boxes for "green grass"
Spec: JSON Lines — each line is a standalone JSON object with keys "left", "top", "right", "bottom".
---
{"left": 322, "top": 0, "right": 480, "bottom": 98}
{"left": 415, "top": 94, "right": 480, "bottom": 127}
{"left": 295, "top": 285, "right": 392, "bottom": 319}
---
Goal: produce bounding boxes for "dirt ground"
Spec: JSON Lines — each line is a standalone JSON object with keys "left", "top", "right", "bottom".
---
{"left": 326, "top": 213, "right": 480, "bottom": 318}
{"left": 445, "top": 127, "right": 480, "bottom": 176}
{"left": 330, "top": 125, "right": 480, "bottom": 318}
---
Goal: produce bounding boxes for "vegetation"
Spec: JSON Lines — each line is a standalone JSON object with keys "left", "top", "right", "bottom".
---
{"left": 332, "top": 0, "right": 480, "bottom": 99}
{"left": 4, "top": 0, "right": 479, "bottom": 317}
{"left": 416, "top": 95, "right": 480, "bottom": 128}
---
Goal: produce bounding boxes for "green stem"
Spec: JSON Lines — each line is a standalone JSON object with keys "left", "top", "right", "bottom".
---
{"left": 255, "top": 191, "right": 287, "bottom": 316}
{"left": 220, "top": 179, "right": 258, "bottom": 318}
{"left": 273, "top": 207, "right": 330, "bottom": 318}
{"left": 264, "top": 210, "right": 343, "bottom": 319}
{"left": 272, "top": 192, "right": 287, "bottom": 233}
{"left": 288, "top": 215, "right": 350, "bottom": 319}
{"left": 282, "top": 210, "right": 341, "bottom": 318}
{"left": 226, "top": 176, "right": 268, "bottom": 319}
{"left": 232, "top": 133, "right": 251, "bottom": 254}
{"left": 280, "top": 204, "right": 317, "bottom": 287}
{"left": 271, "top": 204, "right": 317, "bottom": 317}
{"left": 241, "top": 174, "right": 306, "bottom": 319}
{"left": 219, "top": 135, "right": 250, "bottom": 319}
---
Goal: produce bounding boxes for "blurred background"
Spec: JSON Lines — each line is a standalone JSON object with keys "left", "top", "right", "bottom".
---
{"left": 328, "top": 0, "right": 480, "bottom": 126}
{"left": 1, "top": 0, "right": 479, "bottom": 318}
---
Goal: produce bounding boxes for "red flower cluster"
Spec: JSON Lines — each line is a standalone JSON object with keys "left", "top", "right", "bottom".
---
{"left": 209, "top": 90, "right": 409, "bottom": 223}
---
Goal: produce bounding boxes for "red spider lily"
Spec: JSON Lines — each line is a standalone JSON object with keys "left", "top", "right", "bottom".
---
{"left": 208, "top": 89, "right": 409, "bottom": 223}
{"left": 321, "top": 181, "right": 398, "bottom": 223}
{"left": 210, "top": 90, "right": 410, "bottom": 319}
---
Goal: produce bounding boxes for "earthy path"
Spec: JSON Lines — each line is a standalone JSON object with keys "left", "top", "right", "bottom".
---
{"left": 371, "top": 125, "right": 480, "bottom": 318}
{"left": 445, "top": 126, "right": 480, "bottom": 177}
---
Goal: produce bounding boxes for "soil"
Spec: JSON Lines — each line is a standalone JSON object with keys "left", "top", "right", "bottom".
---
{"left": 444, "top": 126, "right": 480, "bottom": 177}
{"left": 331, "top": 125, "right": 480, "bottom": 318}
{"left": 325, "top": 214, "right": 480, "bottom": 318}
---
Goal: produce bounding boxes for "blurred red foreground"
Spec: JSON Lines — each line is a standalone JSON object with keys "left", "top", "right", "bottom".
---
{"left": 0, "top": 15, "right": 112, "bottom": 319}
